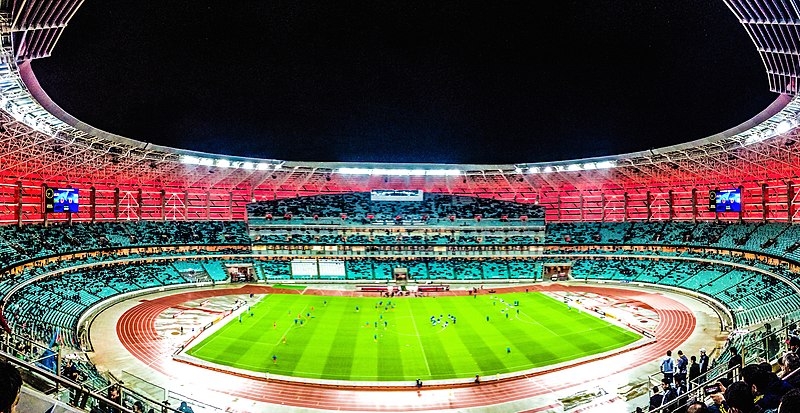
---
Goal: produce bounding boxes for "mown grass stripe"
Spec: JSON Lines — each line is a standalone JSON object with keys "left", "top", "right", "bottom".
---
{"left": 186, "top": 292, "right": 641, "bottom": 381}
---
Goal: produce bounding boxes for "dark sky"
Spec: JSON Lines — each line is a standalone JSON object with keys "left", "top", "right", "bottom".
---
{"left": 33, "top": 1, "right": 775, "bottom": 164}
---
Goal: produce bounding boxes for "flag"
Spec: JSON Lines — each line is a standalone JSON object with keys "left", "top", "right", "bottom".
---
{"left": 49, "top": 327, "right": 62, "bottom": 348}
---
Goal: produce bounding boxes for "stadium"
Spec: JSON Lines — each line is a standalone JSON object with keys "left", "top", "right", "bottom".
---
{"left": 0, "top": 1, "right": 800, "bottom": 413}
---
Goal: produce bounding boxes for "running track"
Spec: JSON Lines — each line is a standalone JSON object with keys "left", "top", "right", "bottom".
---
{"left": 115, "top": 285, "right": 695, "bottom": 411}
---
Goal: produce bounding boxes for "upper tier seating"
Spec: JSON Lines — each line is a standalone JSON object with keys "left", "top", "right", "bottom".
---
{"left": 251, "top": 228, "right": 545, "bottom": 246}
{"left": 0, "top": 220, "right": 250, "bottom": 270}
{"left": 247, "top": 192, "right": 545, "bottom": 221}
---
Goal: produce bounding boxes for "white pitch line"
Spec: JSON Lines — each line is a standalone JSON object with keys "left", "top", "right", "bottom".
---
{"left": 275, "top": 304, "right": 309, "bottom": 346}
{"left": 407, "top": 303, "right": 432, "bottom": 376}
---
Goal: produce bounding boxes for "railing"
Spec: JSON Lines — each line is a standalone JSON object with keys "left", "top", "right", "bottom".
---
{"left": 639, "top": 318, "right": 793, "bottom": 412}
{"left": 648, "top": 365, "right": 741, "bottom": 413}
{"left": 0, "top": 334, "right": 193, "bottom": 413}
{"left": 1, "top": 349, "right": 135, "bottom": 413}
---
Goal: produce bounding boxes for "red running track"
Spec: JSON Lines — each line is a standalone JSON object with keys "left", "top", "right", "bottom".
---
{"left": 115, "top": 285, "right": 695, "bottom": 411}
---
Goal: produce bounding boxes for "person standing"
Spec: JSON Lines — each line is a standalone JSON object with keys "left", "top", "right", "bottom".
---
{"left": 649, "top": 385, "right": 663, "bottom": 411}
{"left": 63, "top": 359, "right": 84, "bottom": 407}
{"left": 699, "top": 348, "right": 709, "bottom": 378}
{"left": 0, "top": 300, "right": 11, "bottom": 337}
{"left": 660, "top": 378, "right": 678, "bottom": 412}
{"left": 676, "top": 350, "right": 689, "bottom": 384}
{"left": 763, "top": 323, "right": 780, "bottom": 361}
{"left": 724, "top": 381, "right": 762, "bottom": 413}
{"left": 661, "top": 350, "right": 675, "bottom": 383}
{"left": 728, "top": 347, "right": 743, "bottom": 379}
{"left": 101, "top": 385, "right": 121, "bottom": 413}
{"left": 689, "top": 355, "right": 701, "bottom": 389}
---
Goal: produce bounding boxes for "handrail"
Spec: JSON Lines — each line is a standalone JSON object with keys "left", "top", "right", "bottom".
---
{"left": 0, "top": 343, "right": 186, "bottom": 413}
{"left": 641, "top": 322, "right": 792, "bottom": 413}
{"left": 0, "top": 349, "right": 136, "bottom": 413}
{"left": 647, "top": 365, "right": 740, "bottom": 413}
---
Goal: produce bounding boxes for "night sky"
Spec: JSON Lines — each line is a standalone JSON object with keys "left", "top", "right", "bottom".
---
{"left": 33, "top": 1, "right": 776, "bottom": 165}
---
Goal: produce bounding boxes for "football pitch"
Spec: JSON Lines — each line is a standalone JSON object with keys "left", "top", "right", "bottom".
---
{"left": 185, "top": 292, "right": 641, "bottom": 381}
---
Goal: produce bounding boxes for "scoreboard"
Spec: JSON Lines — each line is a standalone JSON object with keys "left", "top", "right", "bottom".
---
{"left": 44, "top": 187, "right": 79, "bottom": 213}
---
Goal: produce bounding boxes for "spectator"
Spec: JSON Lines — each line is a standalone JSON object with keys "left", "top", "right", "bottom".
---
{"left": 662, "top": 350, "right": 676, "bottom": 383}
{"left": 178, "top": 401, "right": 194, "bottom": 413}
{"left": 788, "top": 336, "right": 800, "bottom": 355}
{"left": 687, "top": 401, "right": 710, "bottom": 413}
{"left": 650, "top": 385, "right": 663, "bottom": 410}
{"left": 741, "top": 363, "right": 792, "bottom": 411}
{"left": 100, "top": 385, "right": 121, "bottom": 413}
{"left": 763, "top": 324, "right": 780, "bottom": 361}
{"left": 689, "top": 355, "right": 701, "bottom": 388}
{"left": 0, "top": 301, "right": 11, "bottom": 336}
{"left": 781, "top": 352, "right": 800, "bottom": 388}
{"left": 709, "top": 379, "right": 731, "bottom": 413}
{"left": 661, "top": 378, "right": 678, "bottom": 411}
{"left": 677, "top": 350, "right": 689, "bottom": 383}
{"left": 675, "top": 376, "right": 689, "bottom": 410}
{"left": 62, "top": 359, "right": 86, "bottom": 407}
{"left": 779, "top": 388, "right": 800, "bottom": 413}
{"left": 700, "top": 348, "right": 710, "bottom": 381}
{"left": 724, "top": 381, "right": 760, "bottom": 413}
{"left": 0, "top": 361, "right": 21, "bottom": 413}
{"left": 729, "top": 347, "right": 743, "bottom": 379}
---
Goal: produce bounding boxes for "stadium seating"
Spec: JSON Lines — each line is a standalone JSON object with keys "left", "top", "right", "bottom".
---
{"left": 5, "top": 262, "right": 191, "bottom": 346}
{"left": 0, "top": 220, "right": 250, "bottom": 270}
{"left": 426, "top": 260, "right": 455, "bottom": 280}
{"left": 247, "top": 192, "right": 545, "bottom": 221}
{"left": 507, "top": 260, "right": 542, "bottom": 279}
{"left": 3, "top": 216, "right": 800, "bottom": 386}
{"left": 261, "top": 260, "right": 292, "bottom": 280}
{"left": 544, "top": 221, "right": 800, "bottom": 267}
{"left": 345, "top": 259, "right": 373, "bottom": 280}
{"left": 8, "top": 250, "right": 792, "bottom": 341}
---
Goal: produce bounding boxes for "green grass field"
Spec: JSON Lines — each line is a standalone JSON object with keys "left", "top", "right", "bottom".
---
{"left": 186, "top": 292, "right": 640, "bottom": 381}
{"left": 270, "top": 284, "right": 308, "bottom": 290}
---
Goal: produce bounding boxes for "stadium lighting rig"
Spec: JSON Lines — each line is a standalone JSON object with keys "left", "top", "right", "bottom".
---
{"left": 743, "top": 118, "right": 797, "bottom": 146}
{"left": 521, "top": 160, "right": 617, "bottom": 174}
{"left": 180, "top": 155, "right": 284, "bottom": 171}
